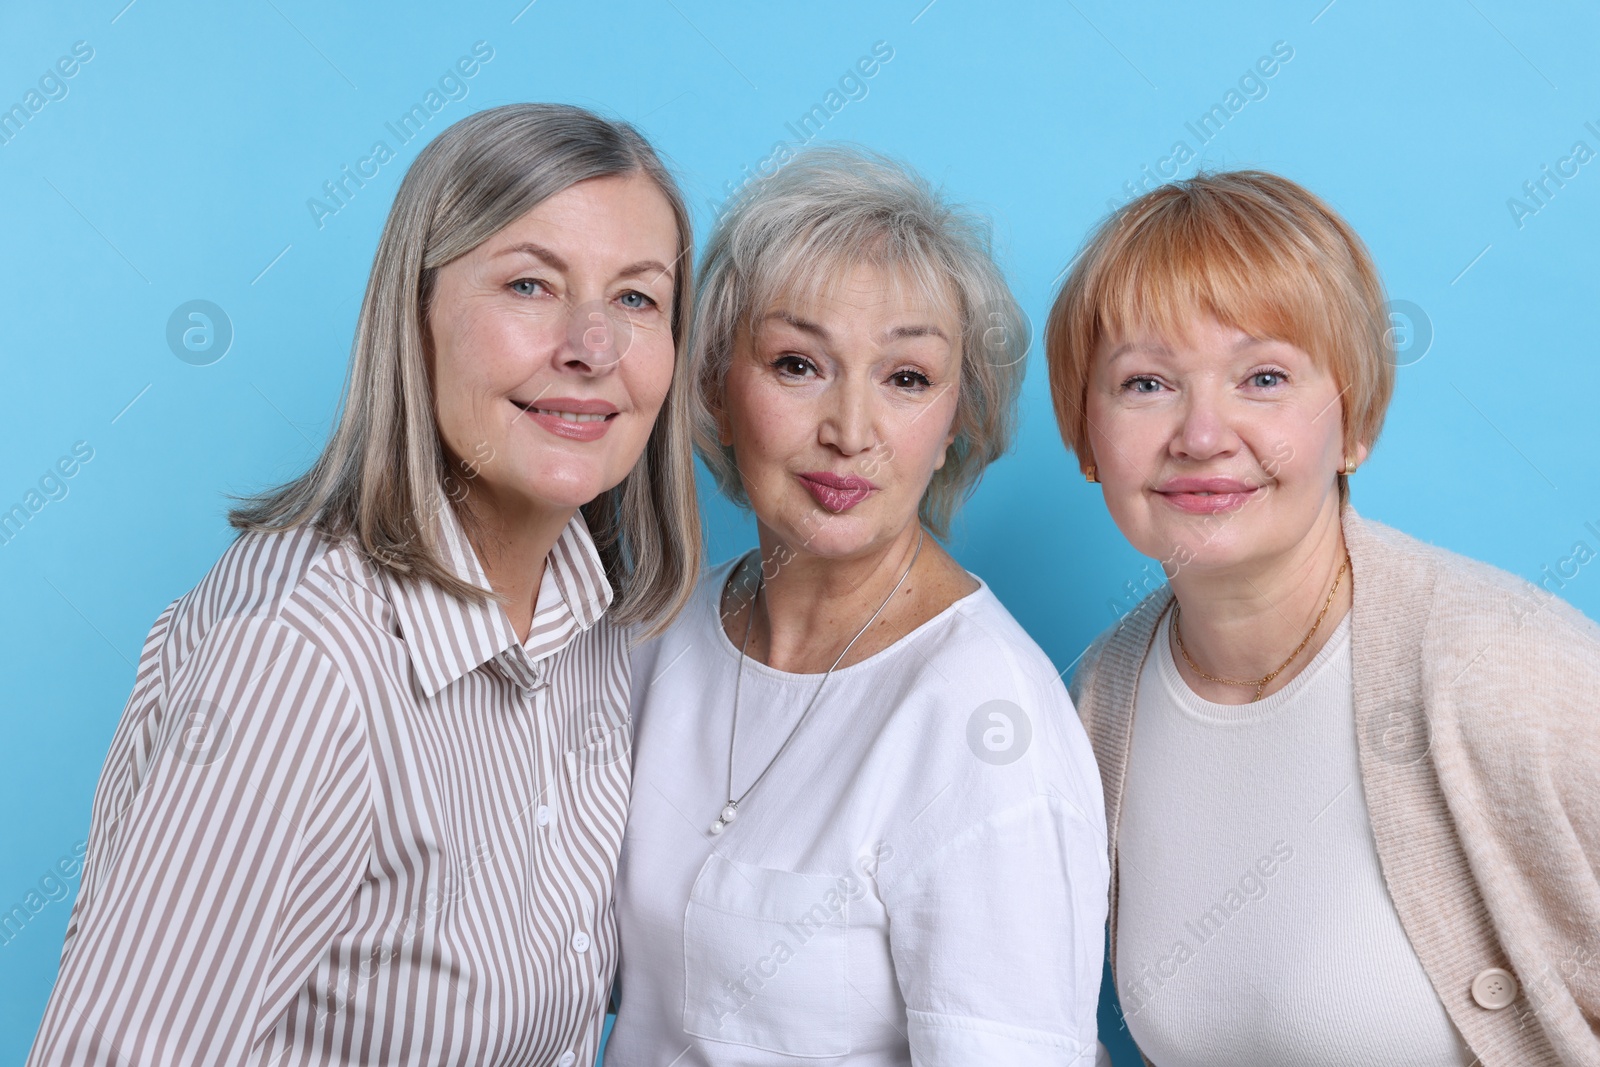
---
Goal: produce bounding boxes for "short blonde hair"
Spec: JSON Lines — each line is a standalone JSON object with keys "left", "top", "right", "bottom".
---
{"left": 690, "top": 144, "right": 1028, "bottom": 539}
{"left": 229, "top": 103, "right": 701, "bottom": 637}
{"left": 1045, "top": 170, "right": 1394, "bottom": 499}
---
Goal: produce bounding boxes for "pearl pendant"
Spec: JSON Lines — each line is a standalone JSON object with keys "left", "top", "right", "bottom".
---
{"left": 721, "top": 802, "right": 739, "bottom": 824}
{"left": 709, "top": 819, "right": 725, "bottom": 835}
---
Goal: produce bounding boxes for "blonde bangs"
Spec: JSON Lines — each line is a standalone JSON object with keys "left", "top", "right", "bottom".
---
{"left": 741, "top": 213, "right": 958, "bottom": 339}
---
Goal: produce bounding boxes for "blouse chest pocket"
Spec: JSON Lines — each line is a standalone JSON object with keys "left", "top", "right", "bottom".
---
{"left": 681, "top": 853, "right": 852, "bottom": 1057}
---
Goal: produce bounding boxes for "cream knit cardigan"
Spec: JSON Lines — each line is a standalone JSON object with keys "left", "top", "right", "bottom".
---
{"left": 1069, "top": 506, "right": 1600, "bottom": 1066}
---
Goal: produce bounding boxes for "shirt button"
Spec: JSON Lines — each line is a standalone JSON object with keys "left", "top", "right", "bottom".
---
{"left": 1471, "top": 967, "right": 1518, "bottom": 1009}
{"left": 536, "top": 805, "right": 552, "bottom": 827}
{"left": 557, "top": 1053, "right": 576, "bottom": 1067}
{"left": 570, "top": 931, "right": 590, "bottom": 954}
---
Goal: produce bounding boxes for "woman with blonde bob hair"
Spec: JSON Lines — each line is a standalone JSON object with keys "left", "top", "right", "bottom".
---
{"left": 29, "top": 103, "right": 699, "bottom": 1066}
{"left": 607, "top": 145, "right": 1110, "bottom": 1065}
{"left": 1048, "top": 170, "right": 1600, "bottom": 1065}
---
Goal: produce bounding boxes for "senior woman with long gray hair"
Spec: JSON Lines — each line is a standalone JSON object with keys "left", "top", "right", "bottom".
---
{"left": 28, "top": 103, "right": 700, "bottom": 1066}
{"left": 605, "top": 145, "right": 1109, "bottom": 1066}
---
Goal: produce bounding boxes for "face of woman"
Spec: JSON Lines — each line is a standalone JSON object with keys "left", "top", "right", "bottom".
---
{"left": 719, "top": 262, "right": 961, "bottom": 561}
{"left": 427, "top": 172, "right": 679, "bottom": 520}
{"left": 1084, "top": 314, "right": 1367, "bottom": 576}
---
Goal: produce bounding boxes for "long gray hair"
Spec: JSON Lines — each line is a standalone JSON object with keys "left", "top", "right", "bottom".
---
{"left": 230, "top": 103, "right": 701, "bottom": 637}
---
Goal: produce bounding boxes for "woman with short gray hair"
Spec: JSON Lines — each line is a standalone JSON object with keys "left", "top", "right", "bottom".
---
{"left": 29, "top": 103, "right": 700, "bottom": 1067}
{"left": 606, "top": 145, "right": 1109, "bottom": 1065}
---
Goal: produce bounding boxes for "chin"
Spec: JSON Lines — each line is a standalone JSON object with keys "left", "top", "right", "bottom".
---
{"left": 504, "top": 460, "right": 618, "bottom": 513}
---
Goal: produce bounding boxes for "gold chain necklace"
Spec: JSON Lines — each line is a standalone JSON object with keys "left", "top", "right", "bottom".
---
{"left": 1172, "top": 554, "right": 1350, "bottom": 702}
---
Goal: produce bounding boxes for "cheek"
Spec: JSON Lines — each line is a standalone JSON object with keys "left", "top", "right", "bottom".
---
{"left": 900, "top": 404, "right": 959, "bottom": 476}
{"left": 630, "top": 335, "right": 677, "bottom": 413}
{"left": 1258, "top": 419, "right": 1340, "bottom": 485}
{"left": 1087, "top": 404, "right": 1155, "bottom": 481}
{"left": 429, "top": 331, "right": 484, "bottom": 450}
{"left": 729, "top": 390, "right": 798, "bottom": 468}
{"left": 434, "top": 310, "right": 521, "bottom": 403}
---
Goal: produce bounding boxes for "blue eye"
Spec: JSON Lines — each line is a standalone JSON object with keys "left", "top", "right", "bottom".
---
{"left": 1122, "top": 376, "right": 1162, "bottom": 394}
{"left": 509, "top": 278, "right": 546, "bottom": 297}
{"left": 619, "top": 290, "right": 655, "bottom": 310}
{"left": 1249, "top": 370, "right": 1287, "bottom": 388}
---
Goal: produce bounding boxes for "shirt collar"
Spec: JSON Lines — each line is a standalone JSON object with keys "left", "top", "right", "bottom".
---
{"left": 382, "top": 487, "right": 615, "bottom": 700}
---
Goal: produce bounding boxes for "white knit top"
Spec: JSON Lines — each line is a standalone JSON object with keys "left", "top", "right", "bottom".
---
{"left": 1115, "top": 610, "right": 1475, "bottom": 1066}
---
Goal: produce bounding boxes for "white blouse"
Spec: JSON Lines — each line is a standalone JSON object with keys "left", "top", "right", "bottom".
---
{"left": 606, "top": 559, "right": 1109, "bottom": 1066}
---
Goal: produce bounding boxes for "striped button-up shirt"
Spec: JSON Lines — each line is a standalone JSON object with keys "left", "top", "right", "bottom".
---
{"left": 28, "top": 495, "right": 632, "bottom": 1066}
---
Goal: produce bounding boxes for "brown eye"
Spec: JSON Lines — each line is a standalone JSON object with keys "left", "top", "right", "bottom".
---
{"left": 889, "top": 370, "right": 931, "bottom": 389}
{"left": 771, "top": 355, "right": 817, "bottom": 378}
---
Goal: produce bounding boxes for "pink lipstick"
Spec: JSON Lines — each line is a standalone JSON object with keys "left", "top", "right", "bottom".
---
{"left": 510, "top": 396, "right": 619, "bottom": 442}
{"left": 1155, "top": 476, "right": 1261, "bottom": 514}
{"left": 798, "top": 470, "right": 876, "bottom": 512}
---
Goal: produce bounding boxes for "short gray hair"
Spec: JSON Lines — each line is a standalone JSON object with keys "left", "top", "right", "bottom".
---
{"left": 690, "top": 144, "right": 1027, "bottom": 539}
{"left": 229, "top": 103, "right": 701, "bottom": 637}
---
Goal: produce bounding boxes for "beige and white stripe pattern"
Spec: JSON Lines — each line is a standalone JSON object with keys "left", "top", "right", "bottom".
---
{"left": 27, "top": 493, "right": 632, "bottom": 1067}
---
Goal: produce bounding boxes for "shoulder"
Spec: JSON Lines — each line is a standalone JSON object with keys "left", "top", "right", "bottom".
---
{"left": 870, "top": 581, "right": 1109, "bottom": 888}
{"left": 1349, "top": 514, "right": 1600, "bottom": 797}
{"left": 1347, "top": 512, "right": 1600, "bottom": 681}
{"left": 925, "top": 581, "right": 1067, "bottom": 693}
{"left": 886, "top": 579, "right": 1106, "bottom": 811}
{"left": 101, "top": 528, "right": 373, "bottom": 816}
{"left": 160, "top": 524, "right": 382, "bottom": 705}
{"left": 1067, "top": 589, "right": 1171, "bottom": 726}
{"left": 867, "top": 580, "right": 1083, "bottom": 748}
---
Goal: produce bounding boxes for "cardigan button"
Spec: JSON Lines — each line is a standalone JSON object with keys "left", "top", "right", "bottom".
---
{"left": 1471, "top": 967, "right": 1518, "bottom": 1010}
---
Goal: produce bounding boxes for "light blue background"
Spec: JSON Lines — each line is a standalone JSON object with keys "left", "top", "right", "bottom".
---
{"left": 2, "top": 1, "right": 1596, "bottom": 1063}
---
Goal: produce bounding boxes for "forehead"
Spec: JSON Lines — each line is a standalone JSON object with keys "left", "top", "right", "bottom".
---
{"left": 756, "top": 257, "right": 959, "bottom": 337}
{"left": 1100, "top": 309, "right": 1323, "bottom": 373}
{"left": 493, "top": 173, "right": 678, "bottom": 258}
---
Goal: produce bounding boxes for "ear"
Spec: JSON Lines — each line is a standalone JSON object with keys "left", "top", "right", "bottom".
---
{"left": 932, "top": 426, "right": 958, "bottom": 472}
{"left": 1354, "top": 440, "right": 1371, "bottom": 466}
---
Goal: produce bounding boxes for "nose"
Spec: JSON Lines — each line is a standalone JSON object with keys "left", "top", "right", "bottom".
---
{"left": 817, "top": 375, "right": 877, "bottom": 458}
{"left": 557, "top": 299, "right": 628, "bottom": 377}
{"left": 1170, "top": 387, "right": 1240, "bottom": 462}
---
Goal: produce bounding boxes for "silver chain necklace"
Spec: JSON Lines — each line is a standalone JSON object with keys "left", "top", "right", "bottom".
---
{"left": 710, "top": 528, "right": 925, "bottom": 835}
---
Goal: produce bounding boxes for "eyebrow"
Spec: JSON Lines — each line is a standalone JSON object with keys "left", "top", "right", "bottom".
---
{"left": 760, "top": 311, "right": 949, "bottom": 343}
{"left": 886, "top": 323, "right": 949, "bottom": 342}
{"left": 493, "top": 242, "right": 675, "bottom": 285}
{"left": 760, "top": 310, "right": 824, "bottom": 335}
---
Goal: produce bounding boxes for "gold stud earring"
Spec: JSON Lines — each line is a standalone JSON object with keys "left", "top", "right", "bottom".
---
{"left": 1085, "top": 465, "right": 1099, "bottom": 483}
{"left": 1342, "top": 457, "right": 1357, "bottom": 476}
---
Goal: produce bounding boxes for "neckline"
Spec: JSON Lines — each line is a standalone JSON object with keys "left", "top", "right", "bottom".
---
{"left": 1152, "top": 606, "right": 1353, "bottom": 724}
{"left": 702, "top": 556, "right": 990, "bottom": 681}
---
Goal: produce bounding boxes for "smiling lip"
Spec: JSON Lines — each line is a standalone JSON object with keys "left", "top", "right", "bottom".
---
{"left": 1154, "top": 476, "right": 1262, "bottom": 514}
{"left": 510, "top": 396, "right": 619, "bottom": 442}
{"left": 798, "top": 471, "right": 876, "bottom": 513}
